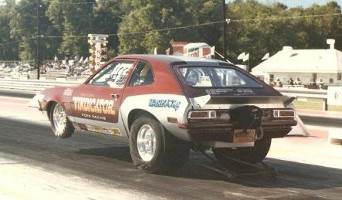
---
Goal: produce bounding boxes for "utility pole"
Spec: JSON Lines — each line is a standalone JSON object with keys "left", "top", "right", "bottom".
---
{"left": 36, "top": 0, "right": 41, "bottom": 80}
{"left": 222, "top": 0, "right": 227, "bottom": 60}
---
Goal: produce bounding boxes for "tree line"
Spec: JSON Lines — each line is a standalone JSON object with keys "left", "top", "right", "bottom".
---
{"left": 0, "top": 0, "right": 341, "bottom": 69}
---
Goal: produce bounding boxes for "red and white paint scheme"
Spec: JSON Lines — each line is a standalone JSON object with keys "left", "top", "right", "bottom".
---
{"left": 29, "top": 54, "right": 296, "bottom": 173}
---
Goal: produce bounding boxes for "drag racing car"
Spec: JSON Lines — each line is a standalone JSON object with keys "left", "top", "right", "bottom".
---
{"left": 29, "top": 54, "right": 297, "bottom": 174}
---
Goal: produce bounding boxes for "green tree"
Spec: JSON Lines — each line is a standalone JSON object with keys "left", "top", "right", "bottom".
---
{"left": 118, "top": 0, "right": 192, "bottom": 54}
{"left": 9, "top": 0, "right": 38, "bottom": 61}
{"left": 9, "top": 0, "right": 53, "bottom": 62}
{"left": 46, "top": 0, "right": 95, "bottom": 59}
{"left": 1, "top": 0, "right": 341, "bottom": 68}
{"left": 227, "top": 0, "right": 342, "bottom": 69}
{"left": 227, "top": 0, "right": 282, "bottom": 68}
{"left": 92, "top": 0, "right": 123, "bottom": 58}
{"left": 301, "top": 2, "right": 342, "bottom": 49}
{"left": 40, "top": 0, "right": 62, "bottom": 61}
{"left": 184, "top": 0, "right": 223, "bottom": 55}
{"left": 0, "top": 0, "right": 18, "bottom": 60}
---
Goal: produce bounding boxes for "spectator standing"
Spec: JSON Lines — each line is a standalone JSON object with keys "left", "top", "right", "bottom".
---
{"left": 275, "top": 78, "right": 283, "bottom": 87}
{"left": 318, "top": 77, "right": 325, "bottom": 89}
{"left": 288, "top": 78, "right": 294, "bottom": 87}
{"left": 295, "top": 77, "right": 302, "bottom": 85}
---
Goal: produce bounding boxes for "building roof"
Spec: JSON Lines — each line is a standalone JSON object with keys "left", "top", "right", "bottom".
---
{"left": 183, "top": 43, "right": 210, "bottom": 49}
{"left": 252, "top": 46, "right": 342, "bottom": 74}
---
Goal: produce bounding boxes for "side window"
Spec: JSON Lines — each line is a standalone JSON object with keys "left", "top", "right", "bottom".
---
{"left": 88, "top": 61, "right": 134, "bottom": 88}
{"left": 129, "top": 61, "right": 154, "bottom": 86}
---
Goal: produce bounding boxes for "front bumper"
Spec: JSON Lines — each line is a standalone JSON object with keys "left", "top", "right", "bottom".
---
{"left": 28, "top": 93, "right": 44, "bottom": 109}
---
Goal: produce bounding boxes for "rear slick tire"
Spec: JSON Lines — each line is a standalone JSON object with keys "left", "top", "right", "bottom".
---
{"left": 129, "top": 115, "right": 190, "bottom": 174}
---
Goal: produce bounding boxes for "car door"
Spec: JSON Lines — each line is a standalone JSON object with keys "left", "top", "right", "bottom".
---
{"left": 69, "top": 60, "right": 136, "bottom": 136}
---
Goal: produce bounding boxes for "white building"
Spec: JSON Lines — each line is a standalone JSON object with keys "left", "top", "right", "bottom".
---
{"left": 252, "top": 39, "right": 342, "bottom": 88}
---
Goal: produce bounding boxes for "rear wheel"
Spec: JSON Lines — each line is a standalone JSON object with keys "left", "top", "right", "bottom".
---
{"left": 213, "top": 138, "right": 272, "bottom": 169}
{"left": 130, "top": 115, "right": 190, "bottom": 173}
{"left": 49, "top": 102, "right": 75, "bottom": 138}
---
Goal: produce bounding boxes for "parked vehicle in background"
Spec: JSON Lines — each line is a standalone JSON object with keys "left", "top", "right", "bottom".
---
{"left": 29, "top": 54, "right": 297, "bottom": 173}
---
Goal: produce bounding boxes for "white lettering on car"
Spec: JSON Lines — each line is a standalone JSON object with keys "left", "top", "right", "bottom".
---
{"left": 148, "top": 99, "right": 181, "bottom": 111}
{"left": 63, "top": 88, "right": 73, "bottom": 96}
{"left": 72, "top": 97, "right": 116, "bottom": 115}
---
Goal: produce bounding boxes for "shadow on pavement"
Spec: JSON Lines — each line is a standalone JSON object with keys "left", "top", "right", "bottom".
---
{"left": 76, "top": 143, "right": 342, "bottom": 191}
{"left": 2, "top": 117, "right": 341, "bottom": 194}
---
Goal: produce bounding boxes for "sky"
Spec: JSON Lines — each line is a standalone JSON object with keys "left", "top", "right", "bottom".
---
{"left": 227, "top": 0, "right": 342, "bottom": 8}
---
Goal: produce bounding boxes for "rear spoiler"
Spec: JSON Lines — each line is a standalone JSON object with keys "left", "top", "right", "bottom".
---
{"left": 191, "top": 95, "right": 295, "bottom": 108}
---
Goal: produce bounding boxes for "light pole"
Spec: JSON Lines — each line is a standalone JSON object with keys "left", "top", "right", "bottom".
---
{"left": 222, "top": 0, "right": 227, "bottom": 60}
{"left": 36, "top": 0, "right": 41, "bottom": 80}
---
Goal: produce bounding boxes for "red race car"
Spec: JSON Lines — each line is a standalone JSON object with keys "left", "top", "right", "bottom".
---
{"left": 29, "top": 54, "right": 296, "bottom": 174}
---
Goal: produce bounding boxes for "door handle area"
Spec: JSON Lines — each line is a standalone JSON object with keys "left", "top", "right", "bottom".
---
{"left": 111, "top": 93, "right": 120, "bottom": 100}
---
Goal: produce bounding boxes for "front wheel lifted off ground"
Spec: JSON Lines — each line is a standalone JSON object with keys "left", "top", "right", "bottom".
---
{"left": 49, "top": 102, "right": 75, "bottom": 138}
{"left": 129, "top": 115, "right": 190, "bottom": 174}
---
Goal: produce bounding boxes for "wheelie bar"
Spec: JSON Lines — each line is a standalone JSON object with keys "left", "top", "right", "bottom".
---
{"left": 198, "top": 150, "right": 277, "bottom": 182}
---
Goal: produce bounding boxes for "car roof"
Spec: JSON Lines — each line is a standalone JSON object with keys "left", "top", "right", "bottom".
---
{"left": 114, "top": 54, "right": 227, "bottom": 66}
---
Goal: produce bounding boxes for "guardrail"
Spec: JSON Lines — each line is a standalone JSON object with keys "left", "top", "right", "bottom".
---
{"left": 276, "top": 87, "right": 328, "bottom": 111}
{"left": 0, "top": 78, "right": 84, "bottom": 93}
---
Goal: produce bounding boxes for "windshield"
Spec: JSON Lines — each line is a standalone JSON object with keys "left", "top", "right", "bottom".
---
{"left": 178, "top": 66, "right": 262, "bottom": 88}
